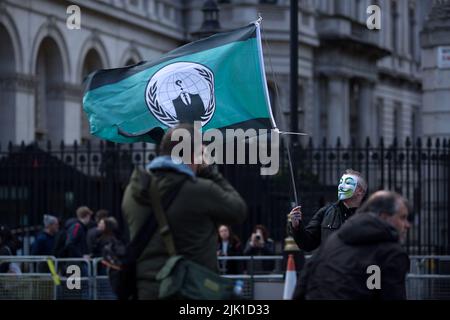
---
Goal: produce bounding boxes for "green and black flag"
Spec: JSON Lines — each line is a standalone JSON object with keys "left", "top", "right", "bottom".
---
{"left": 83, "top": 21, "right": 276, "bottom": 143}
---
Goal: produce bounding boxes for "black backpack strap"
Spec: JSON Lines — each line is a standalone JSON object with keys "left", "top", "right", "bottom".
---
{"left": 149, "top": 177, "right": 176, "bottom": 257}
{"left": 323, "top": 202, "right": 339, "bottom": 227}
{"left": 125, "top": 171, "right": 187, "bottom": 264}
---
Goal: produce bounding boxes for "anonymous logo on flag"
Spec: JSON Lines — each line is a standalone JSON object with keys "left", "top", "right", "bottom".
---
{"left": 145, "top": 62, "right": 215, "bottom": 127}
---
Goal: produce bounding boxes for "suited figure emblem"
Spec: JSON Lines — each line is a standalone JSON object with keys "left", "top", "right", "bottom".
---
{"left": 146, "top": 62, "right": 216, "bottom": 128}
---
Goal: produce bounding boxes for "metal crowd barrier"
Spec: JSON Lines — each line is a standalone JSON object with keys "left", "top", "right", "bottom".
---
{"left": 218, "top": 255, "right": 285, "bottom": 300}
{"left": 2, "top": 255, "right": 450, "bottom": 300}
{"left": 0, "top": 256, "right": 57, "bottom": 300}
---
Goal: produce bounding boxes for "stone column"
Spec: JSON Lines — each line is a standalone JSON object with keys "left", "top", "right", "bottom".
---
{"left": 46, "top": 83, "right": 83, "bottom": 144}
{"left": 420, "top": 0, "right": 450, "bottom": 138}
{"left": 358, "top": 81, "right": 375, "bottom": 143}
{"left": 15, "top": 74, "right": 36, "bottom": 144}
{"left": 0, "top": 74, "right": 17, "bottom": 145}
{"left": 0, "top": 73, "right": 36, "bottom": 145}
{"left": 327, "top": 75, "right": 350, "bottom": 146}
{"left": 63, "top": 85, "right": 84, "bottom": 144}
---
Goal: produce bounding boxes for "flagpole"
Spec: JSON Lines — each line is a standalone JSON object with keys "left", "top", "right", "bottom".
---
{"left": 285, "top": 139, "right": 298, "bottom": 205}
{"left": 290, "top": 0, "right": 299, "bottom": 144}
{"left": 260, "top": 21, "right": 300, "bottom": 207}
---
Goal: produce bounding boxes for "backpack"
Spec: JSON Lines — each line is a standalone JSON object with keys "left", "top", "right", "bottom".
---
{"left": 102, "top": 168, "right": 187, "bottom": 300}
{"left": 52, "top": 229, "right": 70, "bottom": 258}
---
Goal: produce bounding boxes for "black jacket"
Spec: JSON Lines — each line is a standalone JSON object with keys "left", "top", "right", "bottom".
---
{"left": 297, "top": 212, "right": 410, "bottom": 300}
{"left": 173, "top": 93, "right": 205, "bottom": 123}
{"left": 217, "top": 240, "right": 242, "bottom": 274}
{"left": 290, "top": 201, "right": 356, "bottom": 252}
{"left": 86, "top": 227, "right": 101, "bottom": 255}
{"left": 0, "top": 245, "right": 12, "bottom": 273}
{"left": 243, "top": 238, "right": 275, "bottom": 272}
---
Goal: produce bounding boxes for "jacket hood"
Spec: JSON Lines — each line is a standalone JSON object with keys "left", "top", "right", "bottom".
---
{"left": 64, "top": 217, "right": 78, "bottom": 229}
{"left": 146, "top": 156, "right": 195, "bottom": 179}
{"left": 338, "top": 212, "right": 400, "bottom": 245}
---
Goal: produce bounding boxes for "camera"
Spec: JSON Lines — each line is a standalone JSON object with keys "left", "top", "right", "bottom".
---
{"left": 255, "top": 234, "right": 261, "bottom": 241}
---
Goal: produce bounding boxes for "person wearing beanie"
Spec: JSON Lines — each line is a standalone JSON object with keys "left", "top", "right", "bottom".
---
{"left": 31, "top": 214, "right": 60, "bottom": 256}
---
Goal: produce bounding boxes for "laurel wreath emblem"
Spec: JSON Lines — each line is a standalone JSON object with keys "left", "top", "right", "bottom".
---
{"left": 146, "top": 66, "right": 215, "bottom": 127}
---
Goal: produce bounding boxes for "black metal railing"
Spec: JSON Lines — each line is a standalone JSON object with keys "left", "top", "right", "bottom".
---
{"left": 0, "top": 137, "right": 449, "bottom": 255}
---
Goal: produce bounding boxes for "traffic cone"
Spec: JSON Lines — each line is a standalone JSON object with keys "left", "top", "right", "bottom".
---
{"left": 283, "top": 254, "right": 297, "bottom": 300}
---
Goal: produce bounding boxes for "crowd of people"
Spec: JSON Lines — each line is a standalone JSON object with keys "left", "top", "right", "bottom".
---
{"left": 216, "top": 224, "right": 276, "bottom": 274}
{"left": 0, "top": 207, "right": 126, "bottom": 274}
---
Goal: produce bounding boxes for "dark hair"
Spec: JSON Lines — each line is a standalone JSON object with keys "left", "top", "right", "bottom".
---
{"left": 159, "top": 124, "right": 202, "bottom": 158}
{"left": 95, "top": 209, "right": 109, "bottom": 223}
{"left": 253, "top": 224, "right": 269, "bottom": 241}
{"left": 0, "top": 225, "right": 18, "bottom": 253}
{"left": 357, "top": 190, "right": 409, "bottom": 216}
{"left": 100, "top": 217, "right": 118, "bottom": 238}
{"left": 76, "top": 206, "right": 93, "bottom": 219}
{"left": 0, "top": 225, "right": 8, "bottom": 244}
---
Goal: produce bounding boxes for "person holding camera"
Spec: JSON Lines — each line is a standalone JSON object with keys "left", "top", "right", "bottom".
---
{"left": 243, "top": 224, "right": 275, "bottom": 273}
{"left": 216, "top": 225, "right": 242, "bottom": 274}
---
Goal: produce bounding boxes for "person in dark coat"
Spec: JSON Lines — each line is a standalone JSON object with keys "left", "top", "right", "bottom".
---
{"left": 91, "top": 217, "right": 122, "bottom": 276}
{"left": 289, "top": 169, "right": 367, "bottom": 252}
{"left": 296, "top": 190, "right": 411, "bottom": 300}
{"left": 243, "top": 224, "right": 275, "bottom": 273}
{"left": 65, "top": 206, "right": 93, "bottom": 258}
{"left": 216, "top": 225, "right": 242, "bottom": 274}
{"left": 0, "top": 226, "right": 13, "bottom": 273}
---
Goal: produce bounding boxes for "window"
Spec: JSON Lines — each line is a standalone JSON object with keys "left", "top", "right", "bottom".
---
{"left": 349, "top": 80, "right": 360, "bottom": 144}
{"left": 319, "top": 77, "right": 328, "bottom": 141}
{"left": 393, "top": 102, "right": 402, "bottom": 142}
{"left": 391, "top": 1, "right": 398, "bottom": 52}
{"left": 376, "top": 98, "right": 384, "bottom": 139}
{"left": 267, "top": 84, "right": 277, "bottom": 123}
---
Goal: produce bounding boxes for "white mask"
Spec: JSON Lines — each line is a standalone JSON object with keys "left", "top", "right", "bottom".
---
{"left": 338, "top": 174, "right": 359, "bottom": 200}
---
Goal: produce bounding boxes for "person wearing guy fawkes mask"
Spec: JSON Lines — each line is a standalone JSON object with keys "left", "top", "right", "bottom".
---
{"left": 288, "top": 169, "right": 367, "bottom": 252}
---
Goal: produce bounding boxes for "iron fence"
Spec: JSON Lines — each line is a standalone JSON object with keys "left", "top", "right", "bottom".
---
{"left": 0, "top": 137, "right": 449, "bottom": 255}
